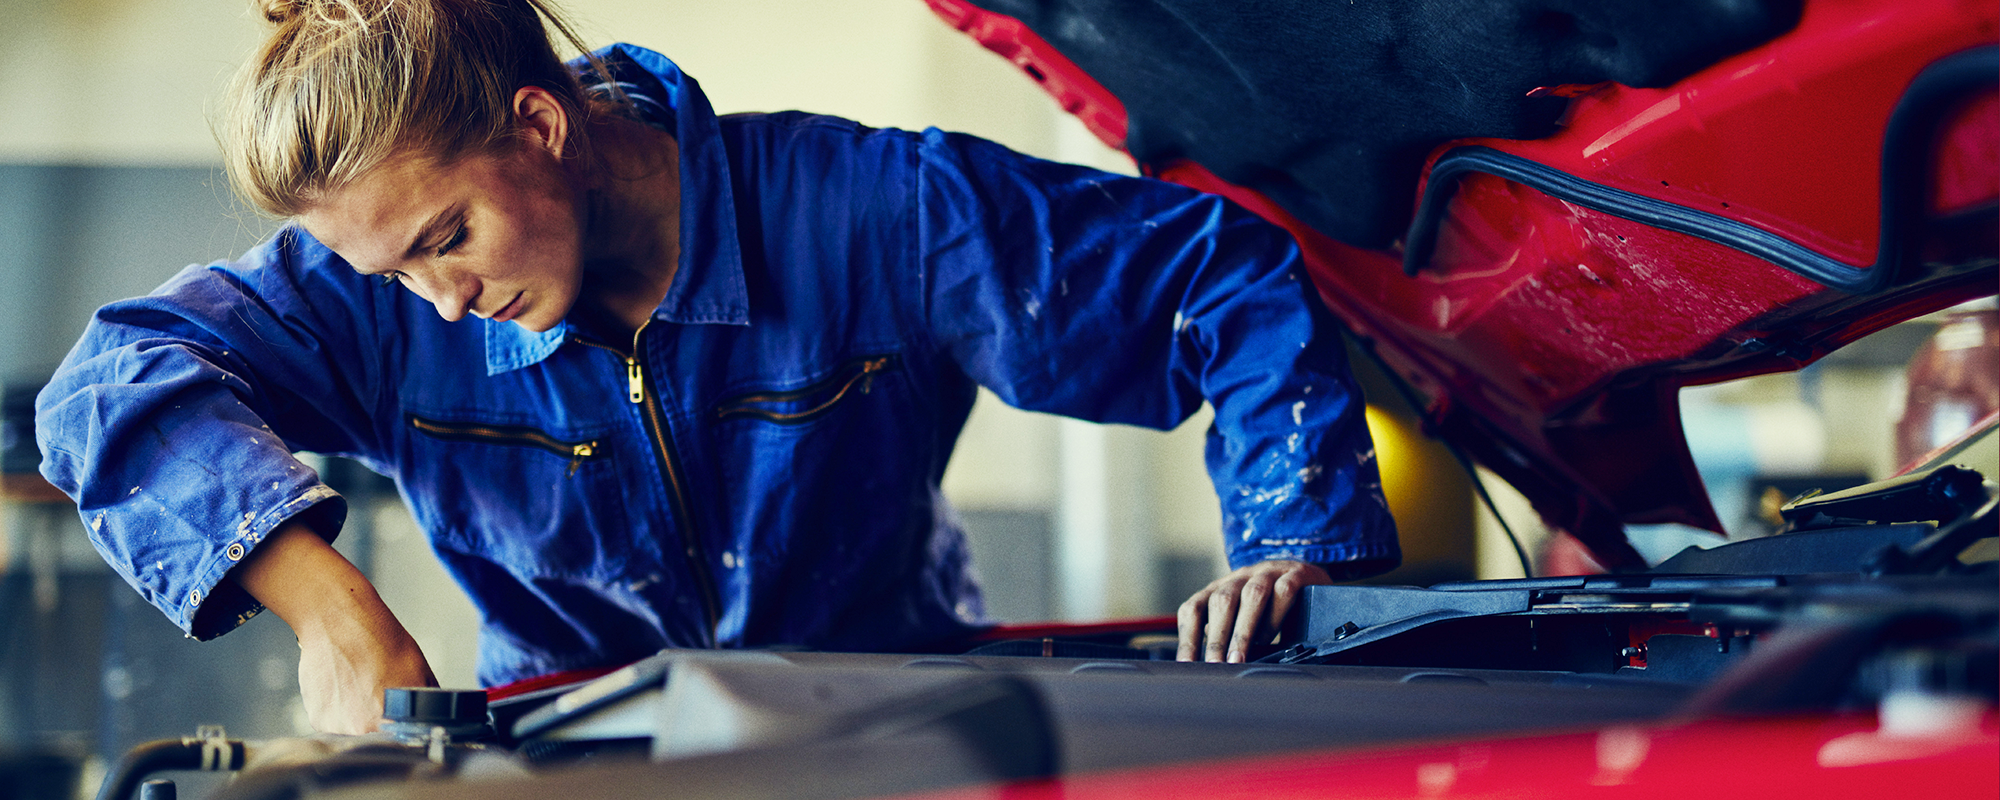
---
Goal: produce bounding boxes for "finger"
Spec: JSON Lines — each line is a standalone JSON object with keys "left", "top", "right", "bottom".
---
{"left": 1267, "top": 569, "right": 1304, "bottom": 632}
{"left": 1227, "top": 572, "right": 1274, "bottom": 663}
{"left": 1176, "top": 592, "right": 1208, "bottom": 662}
{"left": 1204, "top": 584, "right": 1240, "bottom": 663}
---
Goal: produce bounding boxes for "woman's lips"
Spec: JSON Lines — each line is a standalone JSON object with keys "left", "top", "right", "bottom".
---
{"left": 490, "top": 293, "right": 525, "bottom": 323}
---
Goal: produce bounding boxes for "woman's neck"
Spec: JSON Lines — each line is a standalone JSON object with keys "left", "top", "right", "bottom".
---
{"left": 574, "top": 114, "right": 681, "bottom": 340}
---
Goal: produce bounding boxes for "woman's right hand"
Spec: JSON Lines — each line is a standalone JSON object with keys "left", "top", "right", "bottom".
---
{"left": 292, "top": 590, "right": 437, "bottom": 734}
{"left": 237, "top": 521, "right": 437, "bottom": 734}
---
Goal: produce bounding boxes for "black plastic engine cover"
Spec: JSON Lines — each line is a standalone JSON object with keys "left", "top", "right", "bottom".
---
{"left": 969, "top": 0, "right": 1802, "bottom": 247}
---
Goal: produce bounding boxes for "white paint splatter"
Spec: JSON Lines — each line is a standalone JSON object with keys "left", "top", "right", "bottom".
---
{"left": 91, "top": 513, "right": 105, "bottom": 532}
{"left": 1287, "top": 433, "right": 1301, "bottom": 452}
{"left": 1357, "top": 448, "right": 1377, "bottom": 464}
{"left": 1250, "top": 486, "right": 1293, "bottom": 505}
{"left": 1292, "top": 400, "right": 1307, "bottom": 425}
{"left": 1297, "top": 464, "right": 1323, "bottom": 483}
{"left": 629, "top": 572, "right": 664, "bottom": 592}
{"left": 1256, "top": 537, "right": 1323, "bottom": 547}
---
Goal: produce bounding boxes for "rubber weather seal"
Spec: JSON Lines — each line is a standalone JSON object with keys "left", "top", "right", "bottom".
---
{"left": 1402, "top": 45, "right": 2000, "bottom": 294}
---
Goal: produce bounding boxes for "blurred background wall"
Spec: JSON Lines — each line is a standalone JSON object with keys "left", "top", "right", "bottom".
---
{"left": 0, "top": 0, "right": 1981, "bottom": 794}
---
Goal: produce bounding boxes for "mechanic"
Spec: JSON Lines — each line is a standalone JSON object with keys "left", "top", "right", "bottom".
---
{"left": 36, "top": 0, "right": 1398, "bottom": 734}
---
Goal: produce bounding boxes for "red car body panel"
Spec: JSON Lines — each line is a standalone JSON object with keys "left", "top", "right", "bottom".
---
{"left": 887, "top": 713, "right": 1999, "bottom": 800}
{"left": 925, "top": 0, "right": 2000, "bottom": 568}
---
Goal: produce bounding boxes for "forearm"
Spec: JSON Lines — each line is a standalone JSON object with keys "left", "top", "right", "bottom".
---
{"left": 235, "top": 521, "right": 392, "bottom": 642}
{"left": 235, "top": 521, "right": 435, "bottom": 733}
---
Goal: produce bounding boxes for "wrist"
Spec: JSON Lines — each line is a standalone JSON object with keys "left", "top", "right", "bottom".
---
{"left": 236, "top": 521, "right": 392, "bottom": 641}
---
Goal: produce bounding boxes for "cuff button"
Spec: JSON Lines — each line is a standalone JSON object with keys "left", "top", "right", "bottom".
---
{"left": 226, "top": 542, "right": 246, "bottom": 562}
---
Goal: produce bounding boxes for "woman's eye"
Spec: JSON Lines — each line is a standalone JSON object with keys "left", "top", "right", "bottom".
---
{"left": 436, "top": 225, "right": 467, "bottom": 257}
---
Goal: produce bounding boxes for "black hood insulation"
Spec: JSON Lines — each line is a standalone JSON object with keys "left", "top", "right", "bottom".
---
{"left": 970, "top": 0, "right": 1802, "bottom": 248}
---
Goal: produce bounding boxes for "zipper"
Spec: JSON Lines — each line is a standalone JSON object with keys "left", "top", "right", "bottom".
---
{"left": 571, "top": 329, "right": 721, "bottom": 645}
{"left": 406, "top": 415, "right": 600, "bottom": 477}
{"left": 714, "top": 355, "right": 899, "bottom": 424}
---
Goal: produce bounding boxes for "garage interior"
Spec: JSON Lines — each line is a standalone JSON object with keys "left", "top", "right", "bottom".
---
{"left": 0, "top": 1, "right": 1989, "bottom": 794}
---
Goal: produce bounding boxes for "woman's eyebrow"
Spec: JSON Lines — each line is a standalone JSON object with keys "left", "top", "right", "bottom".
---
{"left": 403, "top": 205, "right": 465, "bottom": 258}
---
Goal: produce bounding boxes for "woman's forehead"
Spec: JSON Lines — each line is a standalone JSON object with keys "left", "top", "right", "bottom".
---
{"left": 298, "top": 159, "right": 459, "bottom": 256}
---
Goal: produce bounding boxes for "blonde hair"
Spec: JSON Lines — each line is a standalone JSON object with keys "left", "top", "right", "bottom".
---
{"left": 223, "top": 0, "right": 606, "bottom": 216}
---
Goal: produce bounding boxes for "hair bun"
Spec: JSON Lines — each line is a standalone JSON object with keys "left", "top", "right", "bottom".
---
{"left": 257, "top": 0, "right": 308, "bottom": 24}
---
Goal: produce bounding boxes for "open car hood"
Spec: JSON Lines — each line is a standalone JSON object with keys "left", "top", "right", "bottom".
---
{"left": 928, "top": 0, "right": 2000, "bottom": 568}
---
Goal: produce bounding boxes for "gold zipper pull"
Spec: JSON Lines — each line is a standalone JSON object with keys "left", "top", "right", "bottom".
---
{"left": 861, "top": 357, "right": 887, "bottom": 394}
{"left": 568, "top": 442, "right": 596, "bottom": 477}
{"left": 626, "top": 358, "right": 644, "bottom": 404}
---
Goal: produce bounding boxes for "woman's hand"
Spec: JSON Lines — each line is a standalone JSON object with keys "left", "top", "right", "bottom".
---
{"left": 291, "top": 591, "right": 438, "bottom": 734}
{"left": 236, "top": 521, "right": 437, "bottom": 734}
{"left": 1177, "top": 559, "right": 1332, "bottom": 663}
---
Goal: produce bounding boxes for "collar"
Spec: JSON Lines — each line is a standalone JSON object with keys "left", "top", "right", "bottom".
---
{"left": 486, "top": 43, "right": 749, "bottom": 376}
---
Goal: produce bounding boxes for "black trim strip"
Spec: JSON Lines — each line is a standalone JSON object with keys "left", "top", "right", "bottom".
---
{"left": 1403, "top": 46, "right": 1999, "bottom": 294}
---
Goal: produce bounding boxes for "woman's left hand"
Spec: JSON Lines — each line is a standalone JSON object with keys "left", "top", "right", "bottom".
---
{"left": 1176, "top": 559, "right": 1332, "bottom": 663}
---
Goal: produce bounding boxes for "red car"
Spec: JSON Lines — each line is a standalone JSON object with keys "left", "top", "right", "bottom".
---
{"left": 91, "top": 1, "right": 1997, "bottom": 798}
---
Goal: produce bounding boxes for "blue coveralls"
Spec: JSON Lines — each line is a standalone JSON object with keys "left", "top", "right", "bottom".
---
{"left": 36, "top": 44, "right": 1398, "bottom": 687}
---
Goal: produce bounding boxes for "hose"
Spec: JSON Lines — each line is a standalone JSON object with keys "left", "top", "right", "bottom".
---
{"left": 95, "top": 736, "right": 244, "bottom": 800}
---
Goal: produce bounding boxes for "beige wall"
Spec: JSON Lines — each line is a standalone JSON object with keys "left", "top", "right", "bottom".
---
{"left": 0, "top": 0, "right": 1112, "bottom": 169}
{"left": 0, "top": 0, "right": 264, "bottom": 164}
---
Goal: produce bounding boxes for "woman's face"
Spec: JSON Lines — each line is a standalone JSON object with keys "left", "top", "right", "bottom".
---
{"left": 300, "top": 99, "right": 582, "bottom": 333}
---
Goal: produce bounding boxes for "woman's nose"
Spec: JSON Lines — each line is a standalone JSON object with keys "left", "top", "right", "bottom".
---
{"left": 407, "top": 268, "right": 478, "bottom": 322}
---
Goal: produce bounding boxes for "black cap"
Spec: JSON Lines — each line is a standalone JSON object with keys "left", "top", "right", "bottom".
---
{"left": 382, "top": 687, "right": 488, "bottom": 726}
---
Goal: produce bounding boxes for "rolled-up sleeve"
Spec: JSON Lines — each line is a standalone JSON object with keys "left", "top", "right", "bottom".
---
{"left": 36, "top": 228, "right": 389, "bottom": 638}
{"left": 914, "top": 128, "right": 1399, "bottom": 572}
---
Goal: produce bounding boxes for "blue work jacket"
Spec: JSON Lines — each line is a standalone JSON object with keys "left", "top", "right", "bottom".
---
{"left": 37, "top": 44, "right": 1397, "bottom": 687}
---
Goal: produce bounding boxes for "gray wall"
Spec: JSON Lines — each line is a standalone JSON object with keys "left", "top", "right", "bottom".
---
{"left": 0, "top": 164, "right": 290, "bottom": 781}
{"left": 0, "top": 164, "right": 278, "bottom": 381}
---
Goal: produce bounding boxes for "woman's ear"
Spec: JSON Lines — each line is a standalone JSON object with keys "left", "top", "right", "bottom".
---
{"left": 512, "top": 86, "right": 571, "bottom": 159}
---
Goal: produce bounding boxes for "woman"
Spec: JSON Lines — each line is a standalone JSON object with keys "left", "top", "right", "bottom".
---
{"left": 37, "top": 0, "right": 1398, "bottom": 734}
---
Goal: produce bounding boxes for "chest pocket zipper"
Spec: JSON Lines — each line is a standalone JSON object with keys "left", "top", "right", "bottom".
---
{"left": 713, "top": 355, "right": 899, "bottom": 425}
{"left": 407, "top": 414, "right": 601, "bottom": 477}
